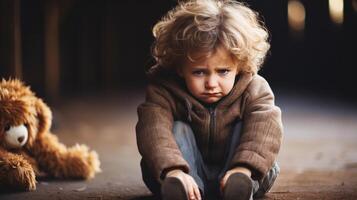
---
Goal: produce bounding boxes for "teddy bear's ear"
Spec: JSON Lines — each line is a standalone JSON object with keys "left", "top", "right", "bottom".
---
{"left": 35, "top": 98, "right": 52, "bottom": 135}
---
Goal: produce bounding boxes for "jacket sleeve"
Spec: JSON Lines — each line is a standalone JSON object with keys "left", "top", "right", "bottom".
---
{"left": 136, "top": 84, "right": 189, "bottom": 182}
{"left": 230, "top": 75, "right": 283, "bottom": 181}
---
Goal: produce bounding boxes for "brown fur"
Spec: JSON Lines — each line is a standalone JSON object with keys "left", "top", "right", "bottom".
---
{"left": 0, "top": 79, "right": 101, "bottom": 191}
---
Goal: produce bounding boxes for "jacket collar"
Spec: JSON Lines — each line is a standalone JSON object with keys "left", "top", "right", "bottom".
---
{"left": 218, "top": 72, "right": 253, "bottom": 108}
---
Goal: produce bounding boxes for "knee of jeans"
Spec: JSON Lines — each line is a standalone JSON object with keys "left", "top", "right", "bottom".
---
{"left": 173, "top": 121, "right": 193, "bottom": 138}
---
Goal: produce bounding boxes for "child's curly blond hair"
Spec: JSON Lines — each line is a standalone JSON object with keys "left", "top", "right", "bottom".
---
{"left": 149, "top": 0, "right": 270, "bottom": 75}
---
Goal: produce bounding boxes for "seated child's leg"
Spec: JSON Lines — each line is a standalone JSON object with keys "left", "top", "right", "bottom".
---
{"left": 218, "top": 120, "right": 254, "bottom": 200}
{"left": 219, "top": 120, "right": 243, "bottom": 178}
{"left": 172, "top": 121, "right": 205, "bottom": 193}
{"left": 140, "top": 121, "right": 206, "bottom": 197}
{"left": 217, "top": 120, "right": 280, "bottom": 198}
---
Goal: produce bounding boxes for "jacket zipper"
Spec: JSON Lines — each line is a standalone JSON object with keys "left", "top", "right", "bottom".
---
{"left": 208, "top": 107, "right": 216, "bottom": 163}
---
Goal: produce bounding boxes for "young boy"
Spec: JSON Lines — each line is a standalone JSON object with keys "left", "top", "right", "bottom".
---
{"left": 136, "top": 0, "right": 283, "bottom": 200}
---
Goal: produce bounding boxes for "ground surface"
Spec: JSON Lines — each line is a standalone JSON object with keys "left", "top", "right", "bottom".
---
{"left": 1, "top": 90, "right": 357, "bottom": 200}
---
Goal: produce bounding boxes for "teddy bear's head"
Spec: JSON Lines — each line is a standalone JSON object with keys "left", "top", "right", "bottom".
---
{"left": 0, "top": 79, "right": 52, "bottom": 150}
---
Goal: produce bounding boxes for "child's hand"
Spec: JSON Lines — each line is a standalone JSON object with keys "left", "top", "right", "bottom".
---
{"left": 220, "top": 166, "right": 252, "bottom": 193}
{"left": 166, "top": 169, "right": 201, "bottom": 200}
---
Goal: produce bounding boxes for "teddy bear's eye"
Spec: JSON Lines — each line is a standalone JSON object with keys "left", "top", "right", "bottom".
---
{"left": 4, "top": 124, "right": 11, "bottom": 132}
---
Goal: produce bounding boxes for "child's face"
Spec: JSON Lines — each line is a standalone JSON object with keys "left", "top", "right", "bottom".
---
{"left": 179, "top": 47, "right": 239, "bottom": 104}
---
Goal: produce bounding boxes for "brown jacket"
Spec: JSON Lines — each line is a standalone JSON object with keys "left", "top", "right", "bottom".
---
{"left": 136, "top": 72, "right": 283, "bottom": 181}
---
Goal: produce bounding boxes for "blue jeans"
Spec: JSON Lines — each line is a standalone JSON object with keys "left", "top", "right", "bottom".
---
{"left": 141, "top": 121, "right": 280, "bottom": 199}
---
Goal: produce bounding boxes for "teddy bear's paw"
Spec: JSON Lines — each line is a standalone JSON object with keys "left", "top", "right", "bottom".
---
{"left": 76, "top": 148, "right": 101, "bottom": 179}
{"left": 71, "top": 144, "right": 90, "bottom": 156}
{"left": 0, "top": 155, "right": 37, "bottom": 191}
{"left": 21, "top": 167, "right": 37, "bottom": 191}
{"left": 87, "top": 150, "right": 101, "bottom": 174}
{"left": 6, "top": 162, "right": 37, "bottom": 191}
{"left": 64, "top": 144, "right": 100, "bottom": 179}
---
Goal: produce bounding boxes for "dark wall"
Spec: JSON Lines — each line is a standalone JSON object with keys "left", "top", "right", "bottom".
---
{"left": 59, "top": 0, "right": 177, "bottom": 94}
{"left": 247, "top": 0, "right": 357, "bottom": 100}
{"left": 0, "top": 1, "right": 12, "bottom": 76}
{"left": 21, "top": 0, "right": 45, "bottom": 96}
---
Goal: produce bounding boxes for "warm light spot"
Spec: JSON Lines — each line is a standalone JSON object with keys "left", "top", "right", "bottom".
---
{"left": 288, "top": 0, "right": 306, "bottom": 32}
{"left": 353, "top": 0, "right": 357, "bottom": 12}
{"left": 329, "top": 0, "right": 344, "bottom": 24}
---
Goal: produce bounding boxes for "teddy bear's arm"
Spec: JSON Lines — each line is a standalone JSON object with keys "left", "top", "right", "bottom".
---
{"left": 31, "top": 133, "right": 100, "bottom": 179}
{"left": 0, "top": 148, "right": 36, "bottom": 191}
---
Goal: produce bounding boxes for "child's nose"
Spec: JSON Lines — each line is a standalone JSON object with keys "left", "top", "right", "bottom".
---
{"left": 205, "top": 76, "right": 218, "bottom": 89}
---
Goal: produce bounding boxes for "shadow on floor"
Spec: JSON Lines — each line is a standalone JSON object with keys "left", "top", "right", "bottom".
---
{"left": 129, "top": 196, "right": 157, "bottom": 200}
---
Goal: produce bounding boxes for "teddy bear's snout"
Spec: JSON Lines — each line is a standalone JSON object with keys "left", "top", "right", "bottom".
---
{"left": 4, "top": 124, "right": 28, "bottom": 148}
{"left": 18, "top": 136, "right": 25, "bottom": 143}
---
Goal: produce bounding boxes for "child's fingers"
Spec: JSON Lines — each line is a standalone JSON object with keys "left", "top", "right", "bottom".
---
{"left": 187, "top": 182, "right": 195, "bottom": 200}
{"left": 187, "top": 176, "right": 200, "bottom": 200}
{"left": 193, "top": 182, "right": 201, "bottom": 200}
{"left": 185, "top": 176, "right": 199, "bottom": 200}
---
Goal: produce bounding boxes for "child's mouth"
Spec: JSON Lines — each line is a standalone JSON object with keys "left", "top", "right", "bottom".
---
{"left": 203, "top": 93, "right": 221, "bottom": 97}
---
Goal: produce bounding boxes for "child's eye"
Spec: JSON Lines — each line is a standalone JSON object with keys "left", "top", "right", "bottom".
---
{"left": 218, "top": 69, "right": 230, "bottom": 75}
{"left": 192, "top": 70, "right": 205, "bottom": 76}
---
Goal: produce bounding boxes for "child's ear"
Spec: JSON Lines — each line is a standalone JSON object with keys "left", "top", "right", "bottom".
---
{"left": 35, "top": 98, "right": 52, "bottom": 135}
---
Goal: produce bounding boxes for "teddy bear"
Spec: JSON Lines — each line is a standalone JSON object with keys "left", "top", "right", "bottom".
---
{"left": 0, "top": 79, "right": 101, "bottom": 191}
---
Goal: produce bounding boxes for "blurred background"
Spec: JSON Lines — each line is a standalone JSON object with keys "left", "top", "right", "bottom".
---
{"left": 1, "top": 0, "right": 357, "bottom": 199}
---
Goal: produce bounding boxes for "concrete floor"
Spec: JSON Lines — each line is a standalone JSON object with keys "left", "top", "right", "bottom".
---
{"left": 1, "top": 89, "right": 357, "bottom": 200}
